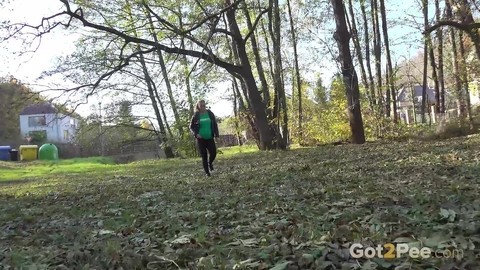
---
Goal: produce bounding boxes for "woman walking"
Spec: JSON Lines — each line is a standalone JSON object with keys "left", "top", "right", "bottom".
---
{"left": 189, "top": 100, "right": 219, "bottom": 176}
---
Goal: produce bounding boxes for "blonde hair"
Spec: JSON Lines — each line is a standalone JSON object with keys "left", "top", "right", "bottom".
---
{"left": 195, "top": 99, "right": 206, "bottom": 113}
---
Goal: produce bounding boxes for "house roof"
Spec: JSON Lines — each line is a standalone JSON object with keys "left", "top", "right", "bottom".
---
{"left": 397, "top": 85, "right": 436, "bottom": 103}
{"left": 19, "top": 102, "right": 58, "bottom": 115}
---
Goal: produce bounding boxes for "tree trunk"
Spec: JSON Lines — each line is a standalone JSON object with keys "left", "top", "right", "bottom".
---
{"left": 347, "top": 0, "right": 372, "bottom": 109}
{"left": 379, "top": 0, "right": 397, "bottom": 122}
{"left": 142, "top": 9, "right": 174, "bottom": 138}
{"left": 157, "top": 50, "right": 183, "bottom": 135}
{"left": 226, "top": 0, "right": 275, "bottom": 150}
{"left": 371, "top": 0, "right": 383, "bottom": 109}
{"left": 458, "top": 0, "right": 480, "bottom": 61}
{"left": 152, "top": 80, "right": 173, "bottom": 138}
{"left": 458, "top": 30, "right": 474, "bottom": 127}
{"left": 233, "top": 76, "right": 260, "bottom": 147}
{"left": 268, "top": 0, "right": 288, "bottom": 149}
{"left": 260, "top": 15, "right": 275, "bottom": 110}
{"left": 421, "top": 0, "right": 428, "bottom": 124}
{"left": 435, "top": 0, "right": 445, "bottom": 114}
{"left": 429, "top": 42, "right": 440, "bottom": 117}
{"left": 178, "top": 7, "right": 194, "bottom": 116}
{"left": 232, "top": 80, "right": 243, "bottom": 146}
{"left": 331, "top": 0, "right": 366, "bottom": 144}
{"left": 180, "top": 43, "right": 194, "bottom": 115}
{"left": 243, "top": 4, "right": 270, "bottom": 108}
{"left": 227, "top": 29, "right": 260, "bottom": 146}
{"left": 360, "top": 0, "right": 376, "bottom": 105}
{"left": 447, "top": 0, "right": 466, "bottom": 120}
{"left": 125, "top": 0, "right": 173, "bottom": 158}
{"left": 410, "top": 79, "right": 417, "bottom": 124}
{"left": 385, "top": 62, "right": 390, "bottom": 118}
{"left": 145, "top": 13, "right": 183, "bottom": 136}
{"left": 138, "top": 51, "right": 174, "bottom": 158}
{"left": 286, "top": 0, "right": 302, "bottom": 143}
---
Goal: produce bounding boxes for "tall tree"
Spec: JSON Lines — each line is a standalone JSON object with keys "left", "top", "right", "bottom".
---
{"left": 231, "top": 81, "right": 242, "bottom": 145}
{"left": 125, "top": 0, "right": 174, "bottom": 158}
{"left": 435, "top": 0, "right": 446, "bottom": 114}
{"left": 360, "top": 0, "right": 376, "bottom": 105}
{"left": 426, "top": 0, "right": 480, "bottom": 61}
{"left": 5, "top": 0, "right": 283, "bottom": 150}
{"left": 371, "top": 0, "right": 382, "bottom": 108}
{"left": 379, "top": 0, "right": 396, "bottom": 121}
{"left": 0, "top": 80, "right": 44, "bottom": 141}
{"left": 428, "top": 42, "right": 440, "bottom": 117}
{"left": 421, "top": 0, "right": 428, "bottom": 123}
{"left": 242, "top": 3, "right": 270, "bottom": 109}
{"left": 178, "top": 10, "right": 195, "bottom": 116}
{"left": 116, "top": 100, "right": 134, "bottom": 125}
{"left": 446, "top": 0, "right": 466, "bottom": 120}
{"left": 347, "top": 0, "right": 372, "bottom": 109}
{"left": 313, "top": 76, "right": 328, "bottom": 105}
{"left": 286, "top": 0, "right": 302, "bottom": 142}
{"left": 458, "top": 24, "right": 474, "bottom": 127}
{"left": 268, "top": 0, "right": 289, "bottom": 148}
{"left": 456, "top": 0, "right": 480, "bottom": 60}
{"left": 331, "top": 0, "right": 366, "bottom": 144}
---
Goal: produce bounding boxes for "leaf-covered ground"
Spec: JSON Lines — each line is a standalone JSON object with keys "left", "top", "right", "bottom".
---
{"left": 1, "top": 136, "right": 479, "bottom": 269}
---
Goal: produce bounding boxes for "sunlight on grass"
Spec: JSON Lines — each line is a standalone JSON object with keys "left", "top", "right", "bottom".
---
{"left": 218, "top": 144, "right": 259, "bottom": 157}
{"left": 0, "top": 157, "right": 116, "bottom": 181}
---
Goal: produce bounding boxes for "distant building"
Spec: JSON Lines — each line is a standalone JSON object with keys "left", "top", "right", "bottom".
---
{"left": 396, "top": 85, "right": 436, "bottom": 108}
{"left": 394, "top": 83, "right": 480, "bottom": 124}
{"left": 395, "top": 85, "right": 437, "bottom": 124}
{"left": 19, "top": 102, "right": 79, "bottom": 143}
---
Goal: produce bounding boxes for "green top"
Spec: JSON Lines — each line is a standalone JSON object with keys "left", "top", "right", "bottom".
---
{"left": 198, "top": 112, "right": 213, "bottom": 139}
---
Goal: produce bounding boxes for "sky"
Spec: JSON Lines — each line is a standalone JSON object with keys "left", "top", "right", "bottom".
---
{"left": 0, "top": 0, "right": 427, "bottom": 120}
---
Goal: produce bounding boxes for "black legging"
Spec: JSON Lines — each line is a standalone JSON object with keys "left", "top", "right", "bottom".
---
{"left": 196, "top": 138, "right": 217, "bottom": 174}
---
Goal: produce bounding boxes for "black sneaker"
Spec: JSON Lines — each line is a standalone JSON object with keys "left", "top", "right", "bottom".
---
{"left": 209, "top": 162, "right": 214, "bottom": 171}
{"left": 206, "top": 172, "right": 211, "bottom": 177}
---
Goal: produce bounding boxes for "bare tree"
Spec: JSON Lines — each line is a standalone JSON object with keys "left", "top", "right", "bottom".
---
{"left": 286, "top": 0, "right": 303, "bottom": 142}
{"left": 347, "top": 0, "right": 372, "bottom": 109}
{"left": 446, "top": 0, "right": 467, "bottom": 121}
{"left": 2, "top": 0, "right": 284, "bottom": 150}
{"left": 421, "top": 0, "right": 428, "bottom": 123}
{"left": 371, "top": 0, "right": 383, "bottom": 108}
{"left": 331, "top": 0, "right": 366, "bottom": 144}
{"left": 361, "top": 0, "right": 376, "bottom": 105}
{"left": 379, "top": 0, "right": 396, "bottom": 121}
{"left": 435, "top": 0, "right": 446, "bottom": 114}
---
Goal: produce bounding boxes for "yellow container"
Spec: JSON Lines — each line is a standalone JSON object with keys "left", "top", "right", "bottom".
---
{"left": 19, "top": 145, "right": 38, "bottom": 161}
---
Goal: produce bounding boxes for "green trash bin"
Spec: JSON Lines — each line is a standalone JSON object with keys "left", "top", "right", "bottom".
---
{"left": 38, "top": 143, "right": 59, "bottom": 160}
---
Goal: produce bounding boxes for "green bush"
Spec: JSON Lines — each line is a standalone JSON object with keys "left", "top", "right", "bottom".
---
{"left": 166, "top": 134, "right": 198, "bottom": 158}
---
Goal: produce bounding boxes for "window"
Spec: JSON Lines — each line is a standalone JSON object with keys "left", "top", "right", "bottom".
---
{"left": 63, "top": 130, "right": 70, "bottom": 141}
{"left": 28, "top": 116, "right": 47, "bottom": 127}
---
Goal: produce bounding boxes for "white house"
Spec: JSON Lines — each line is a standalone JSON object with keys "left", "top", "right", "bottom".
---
{"left": 19, "top": 102, "right": 79, "bottom": 143}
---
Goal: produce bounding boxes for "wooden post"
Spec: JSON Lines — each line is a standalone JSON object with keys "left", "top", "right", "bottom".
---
{"left": 431, "top": 105, "right": 436, "bottom": 124}
{"left": 405, "top": 109, "right": 410, "bottom": 125}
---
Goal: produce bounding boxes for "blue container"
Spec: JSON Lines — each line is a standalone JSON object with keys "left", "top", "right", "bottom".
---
{"left": 0, "top": 146, "right": 12, "bottom": 161}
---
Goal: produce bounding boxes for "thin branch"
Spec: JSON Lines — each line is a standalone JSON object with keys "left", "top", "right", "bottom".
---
{"left": 244, "top": 8, "right": 270, "bottom": 43}
{"left": 170, "top": 0, "right": 244, "bottom": 35}
{"left": 57, "top": 0, "right": 243, "bottom": 74}
{"left": 213, "top": 28, "right": 234, "bottom": 36}
{"left": 424, "top": 20, "right": 480, "bottom": 34}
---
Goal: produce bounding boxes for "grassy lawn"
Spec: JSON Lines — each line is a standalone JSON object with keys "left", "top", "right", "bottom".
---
{"left": 0, "top": 137, "right": 479, "bottom": 269}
